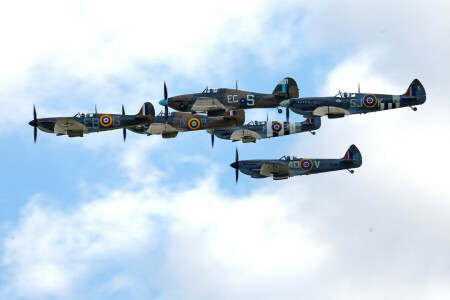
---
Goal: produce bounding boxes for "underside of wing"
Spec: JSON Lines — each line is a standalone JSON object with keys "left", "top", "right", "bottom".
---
{"left": 54, "top": 119, "right": 88, "bottom": 137}
{"left": 230, "top": 129, "right": 261, "bottom": 142}
{"left": 313, "top": 106, "right": 350, "bottom": 117}
{"left": 147, "top": 123, "right": 178, "bottom": 135}
{"left": 260, "top": 163, "right": 293, "bottom": 180}
{"left": 191, "top": 97, "right": 227, "bottom": 112}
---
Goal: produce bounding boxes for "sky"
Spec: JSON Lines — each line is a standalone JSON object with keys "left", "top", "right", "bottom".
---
{"left": 1, "top": 0, "right": 450, "bottom": 299}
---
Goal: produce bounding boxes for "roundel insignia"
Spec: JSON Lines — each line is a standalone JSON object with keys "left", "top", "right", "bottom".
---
{"left": 188, "top": 118, "right": 201, "bottom": 130}
{"left": 300, "top": 159, "right": 313, "bottom": 171}
{"left": 240, "top": 98, "right": 246, "bottom": 104}
{"left": 100, "top": 115, "right": 112, "bottom": 127}
{"left": 272, "top": 121, "right": 282, "bottom": 133}
{"left": 363, "top": 94, "right": 378, "bottom": 108}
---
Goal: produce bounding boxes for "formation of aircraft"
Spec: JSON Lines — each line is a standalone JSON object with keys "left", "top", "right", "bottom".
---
{"left": 230, "top": 145, "right": 362, "bottom": 182}
{"left": 28, "top": 103, "right": 155, "bottom": 142}
{"left": 207, "top": 117, "right": 320, "bottom": 146}
{"left": 29, "top": 77, "right": 426, "bottom": 182}
{"left": 280, "top": 79, "right": 426, "bottom": 118}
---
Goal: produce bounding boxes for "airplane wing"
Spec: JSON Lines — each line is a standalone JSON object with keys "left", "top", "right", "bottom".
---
{"left": 147, "top": 123, "right": 178, "bottom": 135}
{"left": 230, "top": 129, "right": 261, "bottom": 143}
{"left": 54, "top": 119, "right": 88, "bottom": 137}
{"left": 191, "top": 97, "right": 227, "bottom": 112}
{"left": 313, "top": 106, "right": 350, "bottom": 117}
{"left": 260, "top": 163, "right": 293, "bottom": 180}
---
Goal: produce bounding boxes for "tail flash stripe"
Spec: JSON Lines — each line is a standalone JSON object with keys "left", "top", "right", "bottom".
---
{"left": 139, "top": 107, "right": 144, "bottom": 115}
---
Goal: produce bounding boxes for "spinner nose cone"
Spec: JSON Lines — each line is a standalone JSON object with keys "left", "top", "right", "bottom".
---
{"left": 159, "top": 99, "right": 169, "bottom": 106}
{"left": 230, "top": 162, "right": 239, "bottom": 169}
{"left": 280, "top": 99, "right": 290, "bottom": 108}
{"left": 29, "top": 120, "right": 38, "bottom": 127}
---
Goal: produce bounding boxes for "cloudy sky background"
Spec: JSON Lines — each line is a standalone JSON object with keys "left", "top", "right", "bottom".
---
{"left": 1, "top": 0, "right": 450, "bottom": 299}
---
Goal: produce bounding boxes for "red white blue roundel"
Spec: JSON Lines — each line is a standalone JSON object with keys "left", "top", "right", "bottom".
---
{"left": 300, "top": 159, "right": 313, "bottom": 171}
{"left": 363, "top": 94, "right": 377, "bottom": 108}
{"left": 188, "top": 118, "right": 200, "bottom": 130}
{"left": 272, "top": 121, "right": 282, "bottom": 133}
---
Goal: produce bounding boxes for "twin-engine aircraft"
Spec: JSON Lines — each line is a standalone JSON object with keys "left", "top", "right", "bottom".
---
{"left": 159, "top": 78, "right": 298, "bottom": 118}
{"left": 127, "top": 110, "right": 245, "bottom": 139}
{"left": 280, "top": 79, "right": 426, "bottom": 119}
{"left": 207, "top": 117, "right": 321, "bottom": 146}
{"left": 230, "top": 145, "right": 362, "bottom": 182}
{"left": 28, "top": 103, "right": 155, "bottom": 142}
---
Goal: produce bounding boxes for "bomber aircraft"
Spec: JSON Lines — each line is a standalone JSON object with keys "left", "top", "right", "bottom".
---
{"left": 28, "top": 102, "right": 155, "bottom": 142}
{"left": 230, "top": 145, "right": 362, "bottom": 182}
{"left": 207, "top": 117, "right": 321, "bottom": 147}
{"left": 127, "top": 109, "right": 245, "bottom": 139}
{"left": 159, "top": 78, "right": 298, "bottom": 120}
{"left": 280, "top": 79, "right": 426, "bottom": 119}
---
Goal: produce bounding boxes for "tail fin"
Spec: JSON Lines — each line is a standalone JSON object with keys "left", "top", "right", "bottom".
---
{"left": 272, "top": 77, "right": 299, "bottom": 98}
{"left": 224, "top": 110, "right": 245, "bottom": 126}
{"left": 342, "top": 144, "right": 362, "bottom": 166}
{"left": 137, "top": 102, "right": 155, "bottom": 117}
{"left": 403, "top": 79, "right": 426, "bottom": 103}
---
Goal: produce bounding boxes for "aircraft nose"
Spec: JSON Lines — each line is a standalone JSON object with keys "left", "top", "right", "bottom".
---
{"left": 280, "top": 99, "right": 290, "bottom": 108}
{"left": 28, "top": 120, "right": 38, "bottom": 127}
{"left": 159, "top": 99, "right": 168, "bottom": 106}
{"left": 230, "top": 162, "right": 239, "bottom": 169}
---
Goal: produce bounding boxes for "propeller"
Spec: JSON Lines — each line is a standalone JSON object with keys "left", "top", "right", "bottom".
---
{"left": 122, "top": 104, "right": 126, "bottom": 143}
{"left": 28, "top": 105, "right": 38, "bottom": 143}
{"left": 164, "top": 81, "right": 169, "bottom": 123}
{"left": 285, "top": 83, "right": 290, "bottom": 123}
{"left": 211, "top": 132, "right": 214, "bottom": 148}
{"left": 229, "top": 148, "right": 239, "bottom": 184}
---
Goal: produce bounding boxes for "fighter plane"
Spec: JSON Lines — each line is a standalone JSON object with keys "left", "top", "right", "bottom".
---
{"left": 280, "top": 79, "right": 426, "bottom": 119}
{"left": 127, "top": 109, "right": 245, "bottom": 139}
{"left": 28, "top": 102, "right": 155, "bottom": 142}
{"left": 207, "top": 117, "right": 321, "bottom": 147}
{"left": 158, "top": 78, "right": 298, "bottom": 120}
{"left": 230, "top": 144, "right": 362, "bottom": 182}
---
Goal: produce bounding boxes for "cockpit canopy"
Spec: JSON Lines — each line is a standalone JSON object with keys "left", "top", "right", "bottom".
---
{"left": 74, "top": 113, "right": 95, "bottom": 118}
{"left": 202, "top": 87, "right": 219, "bottom": 94}
{"left": 247, "top": 120, "right": 267, "bottom": 125}
{"left": 335, "top": 91, "right": 356, "bottom": 98}
{"left": 279, "top": 155, "right": 300, "bottom": 160}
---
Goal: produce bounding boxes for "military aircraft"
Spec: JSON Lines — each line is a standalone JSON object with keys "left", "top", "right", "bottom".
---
{"left": 207, "top": 117, "right": 321, "bottom": 147}
{"left": 280, "top": 79, "right": 426, "bottom": 119}
{"left": 158, "top": 78, "right": 298, "bottom": 120}
{"left": 230, "top": 144, "right": 362, "bottom": 182}
{"left": 127, "top": 109, "right": 245, "bottom": 139}
{"left": 28, "top": 102, "right": 155, "bottom": 142}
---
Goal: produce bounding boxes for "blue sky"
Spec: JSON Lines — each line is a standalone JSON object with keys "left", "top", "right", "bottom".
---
{"left": 1, "top": 0, "right": 450, "bottom": 299}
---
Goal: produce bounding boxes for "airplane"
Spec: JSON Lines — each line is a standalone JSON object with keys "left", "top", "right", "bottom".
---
{"left": 280, "top": 79, "right": 426, "bottom": 119}
{"left": 158, "top": 78, "right": 298, "bottom": 120}
{"left": 127, "top": 109, "right": 245, "bottom": 139}
{"left": 28, "top": 102, "right": 155, "bottom": 142}
{"left": 230, "top": 144, "right": 362, "bottom": 182}
{"left": 207, "top": 117, "right": 321, "bottom": 147}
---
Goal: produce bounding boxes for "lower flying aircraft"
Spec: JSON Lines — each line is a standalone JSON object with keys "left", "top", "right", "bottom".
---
{"left": 280, "top": 79, "right": 426, "bottom": 118}
{"left": 207, "top": 117, "right": 321, "bottom": 147}
{"left": 28, "top": 102, "right": 155, "bottom": 142}
{"left": 230, "top": 145, "right": 362, "bottom": 182}
{"left": 127, "top": 110, "right": 245, "bottom": 139}
{"left": 158, "top": 78, "right": 298, "bottom": 120}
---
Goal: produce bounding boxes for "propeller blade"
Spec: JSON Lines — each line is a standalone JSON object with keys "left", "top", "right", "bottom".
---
{"left": 211, "top": 133, "right": 214, "bottom": 148}
{"left": 123, "top": 128, "right": 126, "bottom": 143}
{"left": 236, "top": 168, "right": 239, "bottom": 184}
{"left": 34, "top": 126, "right": 37, "bottom": 144}
{"left": 33, "top": 105, "right": 37, "bottom": 121}
{"left": 164, "top": 81, "right": 168, "bottom": 100}
{"left": 235, "top": 147, "right": 238, "bottom": 163}
{"left": 286, "top": 107, "right": 289, "bottom": 123}
{"left": 122, "top": 104, "right": 125, "bottom": 115}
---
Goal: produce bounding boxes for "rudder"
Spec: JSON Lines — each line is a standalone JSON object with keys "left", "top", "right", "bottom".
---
{"left": 137, "top": 102, "right": 155, "bottom": 117}
{"left": 272, "top": 77, "right": 299, "bottom": 98}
